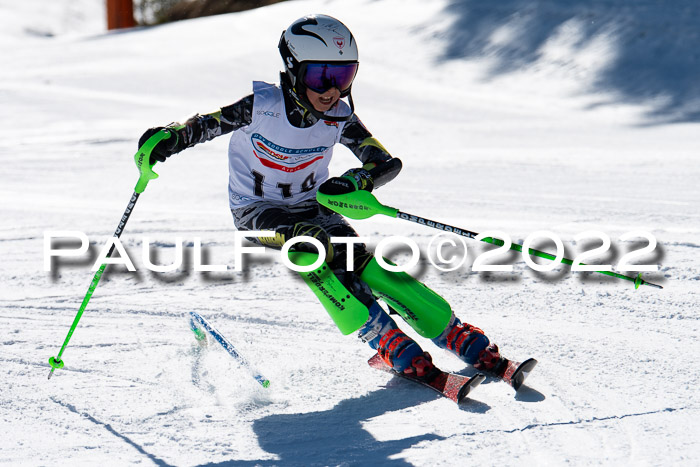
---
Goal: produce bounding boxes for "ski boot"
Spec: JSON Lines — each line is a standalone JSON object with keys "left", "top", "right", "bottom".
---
{"left": 432, "top": 317, "right": 490, "bottom": 364}
{"left": 433, "top": 317, "right": 537, "bottom": 390}
{"left": 363, "top": 306, "right": 487, "bottom": 401}
{"left": 360, "top": 302, "right": 437, "bottom": 378}
{"left": 375, "top": 328, "right": 431, "bottom": 376}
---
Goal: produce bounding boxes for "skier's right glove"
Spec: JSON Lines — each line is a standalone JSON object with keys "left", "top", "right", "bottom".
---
{"left": 138, "top": 126, "right": 183, "bottom": 165}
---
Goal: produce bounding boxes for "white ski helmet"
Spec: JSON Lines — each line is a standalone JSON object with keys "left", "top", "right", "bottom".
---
{"left": 278, "top": 14, "right": 359, "bottom": 120}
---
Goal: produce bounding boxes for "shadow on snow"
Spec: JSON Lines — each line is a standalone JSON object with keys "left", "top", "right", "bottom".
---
{"left": 199, "top": 384, "right": 491, "bottom": 466}
{"left": 438, "top": 0, "right": 700, "bottom": 124}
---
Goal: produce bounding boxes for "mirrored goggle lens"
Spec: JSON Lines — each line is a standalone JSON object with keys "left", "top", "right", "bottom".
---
{"left": 302, "top": 63, "right": 358, "bottom": 93}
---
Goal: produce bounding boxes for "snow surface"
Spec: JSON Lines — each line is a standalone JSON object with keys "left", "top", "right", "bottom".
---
{"left": 1, "top": 0, "right": 699, "bottom": 465}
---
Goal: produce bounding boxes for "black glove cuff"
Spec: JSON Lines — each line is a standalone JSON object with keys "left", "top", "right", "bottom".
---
{"left": 342, "top": 168, "right": 374, "bottom": 192}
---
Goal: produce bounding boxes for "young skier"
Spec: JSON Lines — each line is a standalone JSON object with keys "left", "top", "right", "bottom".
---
{"left": 139, "top": 14, "right": 529, "bottom": 386}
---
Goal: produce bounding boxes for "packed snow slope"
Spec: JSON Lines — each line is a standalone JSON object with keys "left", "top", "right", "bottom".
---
{"left": 1, "top": 0, "right": 699, "bottom": 465}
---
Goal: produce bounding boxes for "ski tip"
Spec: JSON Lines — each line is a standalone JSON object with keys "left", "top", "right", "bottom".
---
{"left": 458, "top": 373, "right": 486, "bottom": 402}
{"left": 511, "top": 358, "right": 538, "bottom": 391}
{"left": 471, "top": 373, "right": 486, "bottom": 389}
{"left": 368, "top": 352, "right": 389, "bottom": 370}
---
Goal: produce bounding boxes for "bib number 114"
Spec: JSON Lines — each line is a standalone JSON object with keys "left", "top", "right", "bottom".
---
{"left": 252, "top": 170, "right": 316, "bottom": 199}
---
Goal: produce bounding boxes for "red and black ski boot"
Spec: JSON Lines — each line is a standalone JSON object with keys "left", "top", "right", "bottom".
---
{"left": 474, "top": 344, "right": 537, "bottom": 390}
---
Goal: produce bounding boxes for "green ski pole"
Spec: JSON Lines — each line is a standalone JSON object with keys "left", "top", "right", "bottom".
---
{"left": 316, "top": 190, "right": 662, "bottom": 290}
{"left": 47, "top": 130, "right": 171, "bottom": 379}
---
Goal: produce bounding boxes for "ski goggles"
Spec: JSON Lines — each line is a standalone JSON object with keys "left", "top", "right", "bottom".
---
{"left": 301, "top": 62, "right": 359, "bottom": 94}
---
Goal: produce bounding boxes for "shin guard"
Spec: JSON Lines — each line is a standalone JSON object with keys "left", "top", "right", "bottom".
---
{"left": 359, "top": 257, "right": 452, "bottom": 339}
{"left": 289, "top": 251, "right": 369, "bottom": 335}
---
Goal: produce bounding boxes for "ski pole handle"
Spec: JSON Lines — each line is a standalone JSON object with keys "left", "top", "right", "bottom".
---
{"left": 134, "top": 130, "right": 171, "bottom": 193}
{"left": 316, "top": 189, "right": 398, "bottom": 219}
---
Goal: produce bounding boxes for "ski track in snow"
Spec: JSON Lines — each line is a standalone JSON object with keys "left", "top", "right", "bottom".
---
{"left": 1, "top": 0, "right": 700, "bottom": 465}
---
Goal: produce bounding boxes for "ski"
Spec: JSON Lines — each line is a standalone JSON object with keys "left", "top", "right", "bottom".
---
{"left": 368, "top": 353, "right": 485, "bottom": 404}
{"left": 500, "top": 358, "right": 538, "bottom": 391}
{"left": 189, "top": 312, "right": 270, "bottom": 388}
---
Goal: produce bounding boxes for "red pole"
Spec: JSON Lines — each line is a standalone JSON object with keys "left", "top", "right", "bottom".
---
{"left": 107, "top": 0, "right": 135, "bottom": 30}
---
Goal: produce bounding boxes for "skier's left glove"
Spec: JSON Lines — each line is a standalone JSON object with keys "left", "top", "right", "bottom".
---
{"left": 318, "top": 168, "right": 374, "bottom": 195}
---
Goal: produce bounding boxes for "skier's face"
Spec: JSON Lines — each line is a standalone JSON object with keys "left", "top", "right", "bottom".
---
{"left": 305, "top": 87, "right": 341, "bottom": 113}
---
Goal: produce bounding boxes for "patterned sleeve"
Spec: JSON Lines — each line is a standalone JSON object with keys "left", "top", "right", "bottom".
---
{"left": 174, "top": 94, "right": 254, "bottom": 149}
{"left": 339, "top": 114, "right": 393, "bottom": 166}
